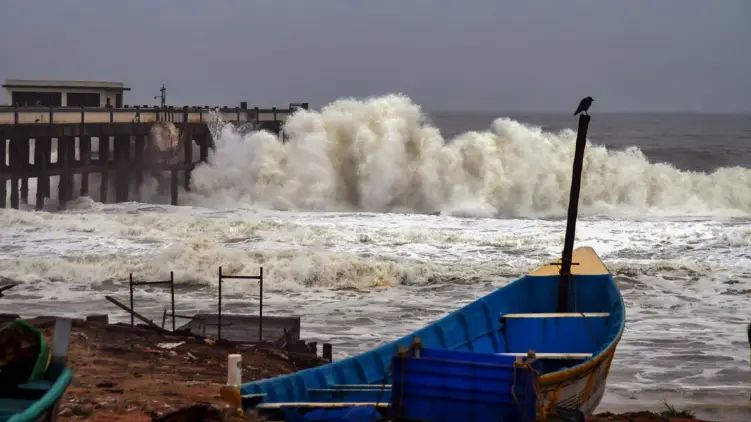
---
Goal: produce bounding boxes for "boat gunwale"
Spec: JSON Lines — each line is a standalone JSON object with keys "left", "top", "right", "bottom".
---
{"left": 5, "top": 366, "right": 73, "bottom": 422}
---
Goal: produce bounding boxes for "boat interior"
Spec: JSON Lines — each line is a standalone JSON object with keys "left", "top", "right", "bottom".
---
{"left": 0, "top": 319, "right": 73, "bottom": 422}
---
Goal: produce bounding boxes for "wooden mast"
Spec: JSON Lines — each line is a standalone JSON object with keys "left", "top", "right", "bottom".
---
{"left": 557, "top": 113, "right": 591, "bottom": 312}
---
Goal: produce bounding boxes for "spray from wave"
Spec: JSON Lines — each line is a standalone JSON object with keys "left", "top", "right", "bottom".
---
{"left": 186, "top": 95, "right": 750, "bottom": 217}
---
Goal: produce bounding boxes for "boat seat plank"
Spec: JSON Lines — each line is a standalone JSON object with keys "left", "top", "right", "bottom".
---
{"left": 331, "top": 384, "right": 391, "bottom": 389}
{"left": 307, "top": 387, "right": 392, "bottom": 403}
{"left": 257, "top": 402, "right": 390, "bottom": 409}
{"left": 309, "top": 388, "right": 391, "bottom": 393}
{"left": 241, "top": 394, "right": 266, "bottom": 408}
{"left": 0, "top": 398, "right": 35, "bottom": 413}
{"left": 15, "top": 381, "right": 53, "bottom": 391}
{"left": 497, "top": 352, "right": 592, "bottom": 359}
{"left": 502, "top": 312, "right": 609, "bottom": 319}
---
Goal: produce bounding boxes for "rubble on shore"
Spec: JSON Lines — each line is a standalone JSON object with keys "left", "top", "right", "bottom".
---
{"left": 589, "top": 410, "right": 710, "bottom": 422}
{"left": 23, "top": 317, "right": 324, "bottom": 421}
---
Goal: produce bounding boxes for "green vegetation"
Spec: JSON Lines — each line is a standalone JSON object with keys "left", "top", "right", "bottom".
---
{"left": 660, "top": 400, "right": 696, "bottom": 418}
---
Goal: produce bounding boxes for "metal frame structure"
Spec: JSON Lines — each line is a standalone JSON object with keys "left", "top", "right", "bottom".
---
{"left": 218, "top": 266, "right": 263, "bottom": 342}
{"left": 129, "top": 271, "right": 176, "bottom": 331}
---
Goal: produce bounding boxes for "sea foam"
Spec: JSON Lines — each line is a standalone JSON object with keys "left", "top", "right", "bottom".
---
{"left": 185, "top": 94, "right": 751, "bottom": 217}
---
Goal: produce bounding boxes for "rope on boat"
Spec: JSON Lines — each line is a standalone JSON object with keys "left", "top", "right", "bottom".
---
{"left": 512, "top": 356, "right": 541, "bottom": 422}
{"left": 373, "top": 353, "right": 395, "bottom": 415}
{"left": 569, "top": 275, "right": 600, "bottom": 412}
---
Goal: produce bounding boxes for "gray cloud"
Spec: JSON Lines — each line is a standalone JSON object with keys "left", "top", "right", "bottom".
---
{"left": 1, "top": 0, "right": 749, "bottom": 112}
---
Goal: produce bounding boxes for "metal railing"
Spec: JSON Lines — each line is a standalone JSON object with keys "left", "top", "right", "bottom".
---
{"left": 129, "top": 272, "right": 176, "bottom": 331}
{"left": 218, "top": 266, "right": 263, "bottom": 342}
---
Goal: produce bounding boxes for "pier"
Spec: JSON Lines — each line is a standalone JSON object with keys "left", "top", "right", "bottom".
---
{"left": 0, "top": 102, "right": 306, "bottom": 209}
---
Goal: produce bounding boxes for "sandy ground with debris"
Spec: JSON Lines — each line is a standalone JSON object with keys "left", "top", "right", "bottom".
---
{"left": 34, "top": 319, "right": 322, "bottom": 421}
{"left": 589, "top": 412, "right": 711, "bottom": 422}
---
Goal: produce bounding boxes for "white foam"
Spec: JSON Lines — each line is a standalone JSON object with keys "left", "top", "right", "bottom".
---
{"left": 183, "top": 94, "right": 750, "bottom": 217}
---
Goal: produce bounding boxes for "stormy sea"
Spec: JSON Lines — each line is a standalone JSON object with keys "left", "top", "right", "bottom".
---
{"left": 1, "top": 95, "right": 749, "bottom": 420}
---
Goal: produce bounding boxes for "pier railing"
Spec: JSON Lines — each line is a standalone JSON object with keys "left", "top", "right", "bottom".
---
{"left": 0, "top": 103, "right": 305, "bottom": 126}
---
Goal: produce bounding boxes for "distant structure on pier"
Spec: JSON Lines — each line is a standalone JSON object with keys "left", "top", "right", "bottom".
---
{"left": 3, "top": 79, "right": 129, "bottom": 108}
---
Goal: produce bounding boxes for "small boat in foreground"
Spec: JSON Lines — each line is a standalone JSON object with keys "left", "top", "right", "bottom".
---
{"left": 0, "top": 319, "right": 73, "bottom": 422}
{"left": 243, "top": 247, "right": 624, "bottom": 421}
{"left": 242, "top": 112, "right": 624, "bottom": 421}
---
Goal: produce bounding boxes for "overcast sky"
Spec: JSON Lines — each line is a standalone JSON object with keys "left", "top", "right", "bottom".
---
{"left": 1, "top": 1, "right": 749, "bottom": 113}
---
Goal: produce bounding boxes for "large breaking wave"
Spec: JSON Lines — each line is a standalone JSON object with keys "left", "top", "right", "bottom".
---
{"left": 187, "top": 94, "right": 750, "bottom": 216}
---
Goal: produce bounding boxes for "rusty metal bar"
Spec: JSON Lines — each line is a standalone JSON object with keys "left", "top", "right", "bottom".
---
{"left": 129, "top": 272, "right": 177, "bottom": 331}
{"left": 129, "top": 273, "right": 134, "bottom": 326}
{"left": 105, "top": 295, "right": 166, "bottom": 332}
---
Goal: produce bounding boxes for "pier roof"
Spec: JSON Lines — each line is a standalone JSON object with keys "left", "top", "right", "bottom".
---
{"left": 3, "top": 79, "right": 130, "bottom": 91}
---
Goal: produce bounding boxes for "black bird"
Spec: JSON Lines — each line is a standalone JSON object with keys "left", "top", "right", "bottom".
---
{"left": 574, "top": 96, "right": 594, "bottom": 116}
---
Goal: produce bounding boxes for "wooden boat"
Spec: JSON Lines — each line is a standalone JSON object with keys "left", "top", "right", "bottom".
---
{"left": 0, "top": 319, "right": 73, "bottom": 422}
{"left": 242, "top": 113, "right": 623, "bottom": 420}
{"left": 242, "top": 247, "right": 624, "bottom": 420}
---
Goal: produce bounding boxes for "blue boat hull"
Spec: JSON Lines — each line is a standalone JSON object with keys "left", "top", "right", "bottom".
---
{"left": 243, "top": 247, "right": 625, "bottom": 420}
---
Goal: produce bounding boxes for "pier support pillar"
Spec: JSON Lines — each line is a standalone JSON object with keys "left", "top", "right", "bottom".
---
{"left": 9, "top": 138, "right": 20, "bottom": 209}
{"left": 80, "top": 136, "right": 90, "bottom": 196}
{"left": 34, "top": 138, "right": 49, "bottom": 210}
{"left": 19, "top": 140, "right": 29, "bottom": 204}
{"left": 99, "top": 137, "right": 110, "bottom": 203}
{"left": 170, "top": 169, "right": 178, "bottom": 206}
{"left": 134, "top": 135, "right": 145, "bottom": 201}
{"left": 0, "top": 138, "right": 6, "bottom": 208}
{"left": 58, "top": 136, "right": 73, "bottom": 209}
{"left": 65, "top": 136, "right": 74, "bottom": 202}
{"left": 199, "top": 131, "right": 210, "bottom": 163}
{"left": 183, "top": 128, "right": 193, "bottom": 190}
{"left": 114, "top": 135, "right": 130, "bottom": 202}
{"left": 37, "top": 138, "right": 51, "bottom": 199}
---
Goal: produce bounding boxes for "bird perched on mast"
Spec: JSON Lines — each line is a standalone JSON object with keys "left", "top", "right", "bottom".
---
{"left": 574, "top": 96, "right": 594, "bottom": 116}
